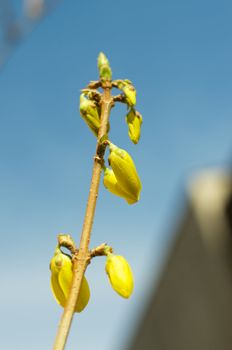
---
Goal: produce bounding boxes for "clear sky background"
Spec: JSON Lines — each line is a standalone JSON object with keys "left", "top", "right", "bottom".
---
{"left": 1, "top": 0, "right": 232, "bottom": 349}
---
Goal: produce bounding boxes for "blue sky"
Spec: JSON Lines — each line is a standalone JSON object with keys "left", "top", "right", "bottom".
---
{"left": 1, "top": 0, "right": 232, "bottom": 349}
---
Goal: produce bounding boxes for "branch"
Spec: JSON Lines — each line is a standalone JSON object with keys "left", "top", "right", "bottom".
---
{"left": 113, "top": 94, "right": 127, "bottom": 104}
{"left": 57, "top": 234, "right": 77, "bottom": 255}
{"left": 52, "top": 81, "right": 113, "bottom": 350}
{"left": 87, "top": 80, "right": 102, "bottom": 89}
{"left": 90, "top": 243, "right": 113, "bottom": 258}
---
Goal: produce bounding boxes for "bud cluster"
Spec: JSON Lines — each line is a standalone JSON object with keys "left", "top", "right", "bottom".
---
{"left": 50, "top": 241, "right": 134, "bottom": 311}
{"left": 50, "top": 53, "right": 143, "bottom": 315}
{"left": 78, "top": 52, "right": 143, "bottom": 205}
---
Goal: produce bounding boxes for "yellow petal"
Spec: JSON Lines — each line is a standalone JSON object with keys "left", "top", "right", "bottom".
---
{"left": 103, "top": 167, "right": 136, "bottom": 204}
{"left": 57, "top": 254, "right": 73, "bottom": 299}
{"left": 50, "top": 250, "right": 67, "bottom": 307}
{"left": 74, "top": 276, "right": 90, "bottom": 313}
{"left": 50, "top": 272, "right": 66, "bottom": 307}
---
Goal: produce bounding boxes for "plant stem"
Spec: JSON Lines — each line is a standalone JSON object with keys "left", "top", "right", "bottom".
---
{"left": 52, "top": 82, "right": 113, "bottom": 350}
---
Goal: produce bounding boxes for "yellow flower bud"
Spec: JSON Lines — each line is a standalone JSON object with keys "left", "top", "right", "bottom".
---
{"left": 105, "top": 254, "right": 134, "bottom": 298}
{"left": 50, "top": 247, "right": 90, "bottom": 313}
{"left": 108, "top": 143, "right": 142, "bottom": 203}
{"left": 118, "top": 81, "right": 136, "bottom": 106}
{"left": 126, "top": 109, "right": 143, "bottom": 144}
{"left": 97, "top": 52, "right": 112, "bottom": 80}
{"left": 79, "top": 94, "right": 101, "bottom": 136}
{"left": 103, "top": 167, "right": 136, "bottom": 204}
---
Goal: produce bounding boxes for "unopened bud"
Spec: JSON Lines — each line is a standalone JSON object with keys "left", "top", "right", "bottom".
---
{"left": 118, "top": 81, "right": 136, "bottom": 106}
{"left": 105, "top": 253, "right": 134, "bottom": 298}
{"left": 98, "top": 52, "right": 112, "bottom": 81}
{"left": 126, "top": 109, "right": 143, "bottom": 144}
{"left": 79, "top": 94, "right": 101, "bottom": 136}
{"left": 108, "top": 143, "right": 142, "bottom": 203}
{"left": 50, "top": 247, "right": 90, "bottom": 312}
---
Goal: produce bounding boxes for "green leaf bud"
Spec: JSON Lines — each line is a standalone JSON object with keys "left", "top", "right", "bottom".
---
{"left": 126, "top": 109, "right": 143, "bottom": 144}
{"left": 97, "top": 52, "right": 112, "bottom": 81}
{"left": 105, "top": 253, "right": 134, "bottom": 298}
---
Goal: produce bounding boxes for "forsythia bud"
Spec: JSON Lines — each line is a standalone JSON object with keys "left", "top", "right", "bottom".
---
{"left": 105, "top": 253, "right": 134, "bottom": 298}
{"left": 118, "top": 80, "right": 136, "bottom": 107}
{"left": 108, "top": 143, "right": 142, "bottom": 203}
{"left": 98, "top": 52, "right": 112, "bottom": 80}
{"left": 103, "top": 167, "right": 136, "bottom": 204}
{"left": 126, "top": 109, "right": 143, "bottom": 144}
{"left": 50, "top": 247, "right": 90, "bottom": 313}
{"left": 79, "top": 94, "right": 101, "bottom": 136}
